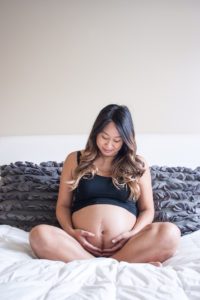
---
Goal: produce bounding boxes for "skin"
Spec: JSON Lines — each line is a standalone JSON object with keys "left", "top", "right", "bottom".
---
{"left": 29, "top": 122, "right": 181, "bottom": 263}
{"left": 69, "top": 122, "right": 161, "bottom": 256}
{"left": 71, "top": 122, "right": 137, "bottom": 256}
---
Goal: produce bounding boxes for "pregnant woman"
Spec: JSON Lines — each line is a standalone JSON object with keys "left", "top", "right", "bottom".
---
{"left": 29, "top": 104, "right": 180, "bottom": 264}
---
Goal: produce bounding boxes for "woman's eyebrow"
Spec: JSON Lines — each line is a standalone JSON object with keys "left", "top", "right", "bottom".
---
{"left": 102, "top": 131, "right": 121, "bottom": 138}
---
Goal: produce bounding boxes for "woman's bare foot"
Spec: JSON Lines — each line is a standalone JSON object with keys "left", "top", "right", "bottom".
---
{"left": 149, "top": 261, "right": 162, "bottom": 267}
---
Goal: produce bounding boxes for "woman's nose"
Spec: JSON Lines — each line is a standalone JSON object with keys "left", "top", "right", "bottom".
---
{"left": 105, "top": 140, "right": 113, "bottom": 148}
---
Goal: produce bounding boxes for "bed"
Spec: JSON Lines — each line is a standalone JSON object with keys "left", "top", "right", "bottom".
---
{"left": 0, "top": 134, "right": 200, "bottom": 300}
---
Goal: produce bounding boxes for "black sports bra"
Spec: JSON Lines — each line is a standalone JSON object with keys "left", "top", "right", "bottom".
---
{"left": 71, "top": 151, "right": 138, "bottom": 216}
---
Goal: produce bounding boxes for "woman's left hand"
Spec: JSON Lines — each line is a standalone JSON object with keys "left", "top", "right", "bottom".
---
{"left": 101, "top": 231, "right": 134, "bottom": 257}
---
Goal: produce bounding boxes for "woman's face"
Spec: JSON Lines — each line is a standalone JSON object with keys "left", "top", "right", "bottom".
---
{"left": 96, "top": 121, "right": 123, "bottom": 157}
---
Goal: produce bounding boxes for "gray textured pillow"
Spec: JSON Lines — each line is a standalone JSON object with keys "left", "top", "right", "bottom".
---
{"left": 151, "top": 166, "right": 200, "bottom": 235}
{"left": 1, "top": 162, "right": 200, "bottom": 235}
{"left": 0, "top": 161, "right": 62, "bottom": 231}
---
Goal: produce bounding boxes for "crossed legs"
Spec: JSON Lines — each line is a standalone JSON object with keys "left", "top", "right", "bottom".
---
{"left": 29, "top": 222, "right": 180, "bottom": 263}
{"left": 29, "top": 225, "right": 94, "bottom": 261}
{"left": 111, "top": 222, "right": 180, "bottom": 263}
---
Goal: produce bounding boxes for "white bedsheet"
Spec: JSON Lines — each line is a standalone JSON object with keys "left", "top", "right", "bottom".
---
{"left": 0, "top": 225, "right": 200, "bottom": 300}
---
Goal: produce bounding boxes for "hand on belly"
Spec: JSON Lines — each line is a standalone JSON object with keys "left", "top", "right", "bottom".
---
{"left": 72, "top": 204, "right": 137, "bottom": 257}
{"left": 100, "top": 230, "right": 135, "bottom": 256}
{"left": 72, "top": 228, "right": 103, "bottom": 256}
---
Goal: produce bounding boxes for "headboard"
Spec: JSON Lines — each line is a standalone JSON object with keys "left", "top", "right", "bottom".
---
{"left": 0, "top": 134, "right": 200, "bottom": 167}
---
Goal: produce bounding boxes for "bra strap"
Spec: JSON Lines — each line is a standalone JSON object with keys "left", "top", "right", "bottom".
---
{"left": 77, "top": 151, "right": 81, "bottom": 165}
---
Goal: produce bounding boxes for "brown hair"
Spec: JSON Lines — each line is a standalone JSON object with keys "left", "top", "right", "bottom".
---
{"left": 69, "top": 104, "right": 145, "bottom": 200}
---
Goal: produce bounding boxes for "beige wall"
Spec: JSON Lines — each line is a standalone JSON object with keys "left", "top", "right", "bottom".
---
{"left": 0, "top": 0, "right": 200, "bottom": 136}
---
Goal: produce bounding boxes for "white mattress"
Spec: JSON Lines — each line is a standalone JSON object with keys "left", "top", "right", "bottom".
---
{"left": 0, "top": 225, "right": 200, "bottom": 300}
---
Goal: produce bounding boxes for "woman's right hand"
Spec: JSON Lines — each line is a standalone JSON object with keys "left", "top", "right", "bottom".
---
{"left": 71, "top": 229, "right": 102, "bottom": 256}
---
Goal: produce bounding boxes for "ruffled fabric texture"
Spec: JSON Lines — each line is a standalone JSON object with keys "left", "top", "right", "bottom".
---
{"left": 0, "top": 161, "right": 62, "bottom": 231}
{"left": 151, "top": 166, "right": 200, "bottom": 235}
{"left": 0, "top": 162, "right": 200, "bottom": 235}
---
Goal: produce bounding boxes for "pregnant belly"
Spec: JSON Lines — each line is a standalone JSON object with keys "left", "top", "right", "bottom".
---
{"left": 71, "top": 204, "right": 137, "bottom": 250}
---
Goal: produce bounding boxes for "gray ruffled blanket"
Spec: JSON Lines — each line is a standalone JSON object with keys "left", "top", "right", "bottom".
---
{"left": 0, "top": 162, "right": 200, "bottom": 235}
{"left": 151, "top": 166, "right": 200, "bottom": 235}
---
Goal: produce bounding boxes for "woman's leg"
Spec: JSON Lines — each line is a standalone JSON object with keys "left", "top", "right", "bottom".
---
{"left": 29, "top": 224, "right": 94, "bottom": 262}
{"left": 111, "top": 222, "right": 181, "bottom": 263}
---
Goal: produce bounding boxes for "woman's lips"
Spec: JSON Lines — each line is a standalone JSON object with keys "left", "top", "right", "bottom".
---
{"left": 102, "top": 148, "right": 113, "bottom": 153}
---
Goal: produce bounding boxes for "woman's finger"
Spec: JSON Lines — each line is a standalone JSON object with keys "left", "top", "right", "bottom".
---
{"left": 112, "top": 235, "right": 122, "bottom": 244}
{"left": 103, "top": 241, "right": 125, "bottom": 253}
{"left": 82, "top": 241, "right": 102, "bottom": 256}
{"left": 112, "top": 232, "right": 130, "bottom": 244}
{"left": 81, "top": 230, "right": 95, "bottom": 237}
{"left": 81, "top": 239, "right": 102, "bottom": 252}
{"left": 88, "top": 249, "right": 103, "bottom": 256}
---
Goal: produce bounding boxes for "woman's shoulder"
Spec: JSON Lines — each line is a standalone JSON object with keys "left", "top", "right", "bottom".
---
{"left": 61, "top": 151, "right": 80, "bottom": 175}
{"left": 64, "top": 150, "right": 84, "bottom": 165}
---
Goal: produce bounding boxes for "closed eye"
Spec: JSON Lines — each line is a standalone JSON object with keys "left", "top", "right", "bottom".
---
{"left": 102, "top": 135, "right": 109, "bottom": 140}
{"left": 114, "top": 140, "right": 122, "bottom": 143}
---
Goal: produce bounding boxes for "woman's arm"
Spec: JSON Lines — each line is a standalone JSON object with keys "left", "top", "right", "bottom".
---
{"left": 130, "top": 156, "right": 154, "bottom": 235}
{"left": 56, "top": 152, "right": 77, "bottom": 235}
{"left": 56, "top": 151, "right": 103, "bottom": 255}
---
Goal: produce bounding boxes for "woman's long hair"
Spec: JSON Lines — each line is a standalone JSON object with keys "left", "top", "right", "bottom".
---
{"left": 69, "top": 104, "right": 145, "bottom": 200}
